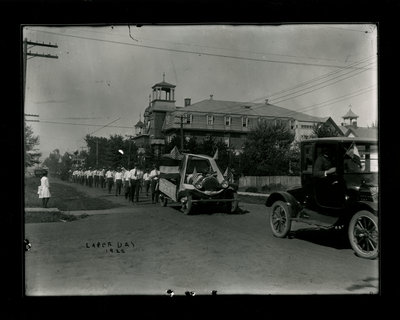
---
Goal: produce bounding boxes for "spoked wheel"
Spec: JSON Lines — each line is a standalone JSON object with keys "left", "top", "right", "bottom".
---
{"left": 181, "top": 195, "right": 193, "bottom": 215}
{"left": 270, "top": 200, "right": 292, "bottom": 238}
{"left": 225, "top": 192, "right": 239, "bottom": 213}
{"left": 348, "top": 210, "right": 378, "bottom": 259}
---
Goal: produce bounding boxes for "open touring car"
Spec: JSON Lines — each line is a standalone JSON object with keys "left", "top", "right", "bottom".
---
{"left": 265, "top": 137, "right": 379, "bottom": 259}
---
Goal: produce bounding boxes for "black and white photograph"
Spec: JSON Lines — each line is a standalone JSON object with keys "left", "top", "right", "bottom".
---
{"left": 23, "top": 24, "right": 379, "bottom": 296}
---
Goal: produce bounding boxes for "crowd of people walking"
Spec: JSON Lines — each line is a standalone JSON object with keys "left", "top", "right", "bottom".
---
{"left": 71, "top": 163, "right": 160, "bottom": 204}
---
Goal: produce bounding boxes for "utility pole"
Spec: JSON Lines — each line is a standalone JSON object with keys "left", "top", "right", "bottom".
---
{"left": 175, "top": 113, "right": 187, "bottom": 151}
{"left": 96, "top": 139, "right": 99, "bottom": 167}
{"left": 23, "top": 38, "right": 58, "bottom": 104}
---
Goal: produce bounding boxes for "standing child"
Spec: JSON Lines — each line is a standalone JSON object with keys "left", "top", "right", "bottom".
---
{"left": 38, "top": 171, "right": 51, "bottom": 208}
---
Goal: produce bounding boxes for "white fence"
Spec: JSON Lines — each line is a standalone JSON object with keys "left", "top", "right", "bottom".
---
{"left": 238, "top": 176, "right": 301, "bottom": 190}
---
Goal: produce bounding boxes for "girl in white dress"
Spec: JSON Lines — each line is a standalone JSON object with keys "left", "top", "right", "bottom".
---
{"left": 38, "top": 171, "right": 51, "bottom": 208}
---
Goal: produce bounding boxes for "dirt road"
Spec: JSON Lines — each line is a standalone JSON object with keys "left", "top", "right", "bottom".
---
{"left": 24, "top": 180, "right": 379, "bottom": 295}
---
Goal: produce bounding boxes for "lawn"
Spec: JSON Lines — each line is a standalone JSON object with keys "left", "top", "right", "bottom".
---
{"left": 24, "top": 177, "right": 122, "bottom": 211}
{"left": 25, "top": 211, "right": 89, "bottom": 224}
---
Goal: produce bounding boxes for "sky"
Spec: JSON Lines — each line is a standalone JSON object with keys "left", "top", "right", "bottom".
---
{"left": 23, "top": 24, "right": 377, "bottom": 161}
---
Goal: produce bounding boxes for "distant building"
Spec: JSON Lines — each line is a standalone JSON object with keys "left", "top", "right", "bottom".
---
{"left": 339, "top": 106, "right": 378, "bottom": 139}
{"left": 133, "top": 75, "right": 328, "bottom": 154}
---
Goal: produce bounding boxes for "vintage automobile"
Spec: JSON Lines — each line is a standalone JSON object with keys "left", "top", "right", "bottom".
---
{"left": 158, "top": 150, "right": 239, "bottom": 215}
{"left": 265, "top": 137, "right": 378, "bottom": 259}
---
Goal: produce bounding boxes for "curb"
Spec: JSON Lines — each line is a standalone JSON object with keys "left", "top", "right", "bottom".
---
{"left": 25, "top": 208, "right": 61, "bottom": 213}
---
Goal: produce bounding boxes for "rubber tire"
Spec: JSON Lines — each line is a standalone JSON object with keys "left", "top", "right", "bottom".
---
{"left": 225, "top": 193, "right": 239, "bottom": 213}
{"left": 270, "top": 200, "right": 292, "bottom": 238}
{"left": 181, "top": 195, "right": 193, "bottom": 215}
{"left": 348, "top": 210, "right": 378, "bottom": 259}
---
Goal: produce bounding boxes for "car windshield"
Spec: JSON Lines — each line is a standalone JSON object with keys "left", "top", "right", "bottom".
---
{"left": 186, "top": 157, "right": 212, "bottom": 174}
{"left": 342, "top": 142, "right": 378, "bottom": 173}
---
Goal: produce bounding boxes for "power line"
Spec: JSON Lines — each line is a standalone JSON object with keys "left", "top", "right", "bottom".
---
{"left": 59, "top": 26, "right": 353, "bottom": 64}
{"left": 25, "top": 28, "right": 363, "bottom": 69}
{"left": 283, "top": 86, "right": 377, "bottom": 116}
{"left": 38, "top": 119, "right": 132, "bottom": 129}
{"left": 251, "top": 55, "right": 376, "bottom": 102}
{"left": 88, "top": 117, "right": 121, "bottom": 135}
{"left": 270, "top": 62, "right": 376, "bottom": 104}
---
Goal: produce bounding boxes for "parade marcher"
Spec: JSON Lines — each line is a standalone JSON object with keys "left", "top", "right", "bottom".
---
{"left": 100, "top": 168, "right": 106, "bottom": 188}
{"left": 123, "top": 166, "right": 131, "bottom": 200}
{"left": 94, "top": 168, "right": 99, "bottom": 188}
{"left": 114, "top": 167, "right": 123, "bottom": 196}
{"left": 89, "top": 168, "right": 95, "bottom": 187}
{"left": 38, "top": 171, "right": 51, "bottom": 208}
{"left": 149, "top": 164, "right": 160, "bottom": 204}
{"left": 129, "top": 163, "right": 138, "bottom": 203}
{"left": 133, "top": 164, "right": 144, "bottom": 202}
{"left": 106, "top": 167, "right": 114, "bottom": 194}
{"left": 143, "top": 169, "right": 151, "bottom": 197}
{"left": 84, "top": 168, "right": 89, "bottom": 186}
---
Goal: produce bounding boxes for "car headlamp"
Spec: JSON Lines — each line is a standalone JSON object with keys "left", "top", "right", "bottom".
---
{"left": 221, "top": 180, "right": 229, "bottom": 188}
{"left": 369, "top": 186, "right": 378, "bottom": 195}
{"left": 195, "top": 181, "right": 203, "bottom": 189}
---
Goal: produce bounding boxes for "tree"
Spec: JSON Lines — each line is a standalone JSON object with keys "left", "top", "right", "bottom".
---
{"left": 59, "top": 152, "right": 73, "bottom": 181}
{"left": 241, "top": 121, "right": 295, "bottom": 176}
{"left": 42, "top": 149, "right": 61, "bottom": 176}
{"left": 24, "top": 124, "right": 41, "bottom": 167}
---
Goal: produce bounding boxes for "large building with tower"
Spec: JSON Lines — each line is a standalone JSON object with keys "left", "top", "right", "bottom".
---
{"left": 132, "top": 75, "right": 330, "bottom": 154}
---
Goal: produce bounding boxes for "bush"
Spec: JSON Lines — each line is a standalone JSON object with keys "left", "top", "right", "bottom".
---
{"left": 261, "top": 183, "right": 286, "bottom": 192}
{"left": 245, "top": 186, "right": 258, "bottom": 193}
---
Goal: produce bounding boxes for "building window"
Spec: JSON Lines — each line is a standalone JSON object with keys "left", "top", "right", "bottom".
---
{"left": 207, "top": 115, "right": 214, "bottom": 125}
{"left": 301, "top": 124, "right": 314, "bottom": 129}
{"left": 242, "top": 117, "right": 248, "bottom": 128}
{"left": 184, "top": 114, "right": 193, "bottom": 124}
{"left": 224, "top": 116, "right": 231, "bottom": 126}
{"left": 290, "top": 120, "right": 295, "bottom": 130}
{"left": 224, "top": 136, "right": 230, "bottom": 147}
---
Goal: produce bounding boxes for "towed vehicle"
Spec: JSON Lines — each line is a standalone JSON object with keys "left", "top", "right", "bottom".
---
{"left": 265, "top": 137, "right": 378, "bottom": 259}
{"left": 158, "top": 148, "right": 239, "bottom": 215}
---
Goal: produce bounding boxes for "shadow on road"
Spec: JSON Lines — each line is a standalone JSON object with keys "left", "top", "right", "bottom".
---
{"left": 346, "top": 277, "right": 379, "bottom": 292}
{"left": 289, "top": 227, "right": 351, "bottom": 250}
{"left": 168, "top": 203, "right": 249, "bottom": 215}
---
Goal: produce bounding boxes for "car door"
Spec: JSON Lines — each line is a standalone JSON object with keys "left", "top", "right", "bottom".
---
{"left": 312, "top": 143, "right": 346, "bottom": 210}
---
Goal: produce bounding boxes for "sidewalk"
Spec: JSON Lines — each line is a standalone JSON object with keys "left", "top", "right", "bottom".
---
{"left": 25, "top": 207, "right": 61, "bottom": 213}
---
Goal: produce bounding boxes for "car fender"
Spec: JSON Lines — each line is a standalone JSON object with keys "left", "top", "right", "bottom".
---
{"left": 265, "top": 191, "right": 301, "bottom": 216}
{"left": 349, "top": 200, "right": 378, "bottom": 216}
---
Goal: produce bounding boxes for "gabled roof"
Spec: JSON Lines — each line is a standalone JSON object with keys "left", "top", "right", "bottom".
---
{"left": 338, "top": 125, "right": 349, "bottom": 135}
{"left": 176, "top": 99, "right": 324, "bottom": 122}
{"left": 342, "top": 108, "right": 359, "bottom": 119}
{"left": 345, "top": 126, "right": 378, "bottom": 139}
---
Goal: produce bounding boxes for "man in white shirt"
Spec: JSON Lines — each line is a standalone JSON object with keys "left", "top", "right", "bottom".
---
{"left": 105, "top": 167, "right": 114, "bottom": 194}
{"left": 143, "top": 169, "right": 151, "bottom": 197}
{"left": 123, "top": 167, "right": 131, "bottom": 200}
{"left": 149, "top": 164, "right": 160, "bottom": 204}
{"left": 100, "top": 168, "right": 105, "bottom": 188}
{"left": 129, "top": 164, "right": 138, "bottom": 203}
{"left": 131, "top": 164, "right": 144, "bottom": 203}
{"left": 114, "top": 167, "right": 123, "bottom": 196}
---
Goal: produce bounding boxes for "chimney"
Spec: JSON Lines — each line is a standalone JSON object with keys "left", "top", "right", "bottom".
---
{"left": 210, "top": 94, "right": 213, "bottom": 100}
{"left": 184, "top": 98, "right": 191, "bottom": 107}
{"left": 265, "top": 99, "right": 269, "bottom": 104}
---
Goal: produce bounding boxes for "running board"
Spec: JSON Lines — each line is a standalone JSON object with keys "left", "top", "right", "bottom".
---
{"left": 292, "top": 209, "right": 339, "bottom": 228}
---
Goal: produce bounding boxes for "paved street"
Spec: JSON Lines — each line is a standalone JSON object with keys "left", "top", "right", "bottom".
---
{"left": 25, "top": 181, "right": 379, "bottom": 296}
